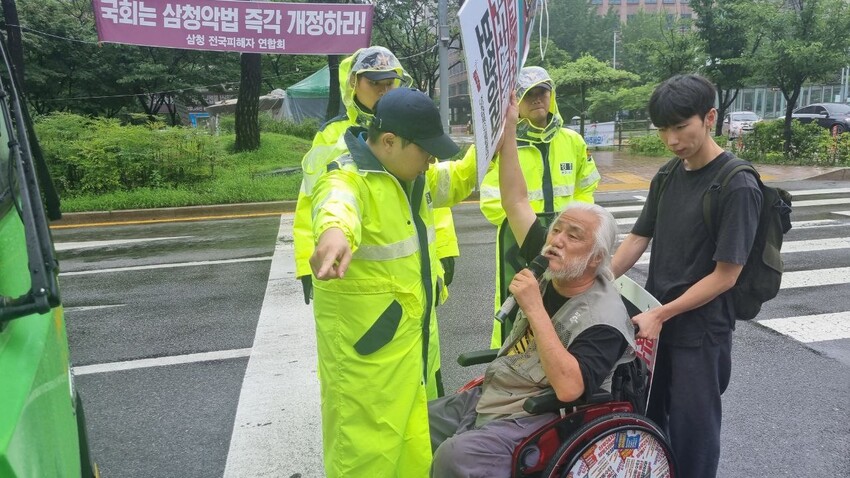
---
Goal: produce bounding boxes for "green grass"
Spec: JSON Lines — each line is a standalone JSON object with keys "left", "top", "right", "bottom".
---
{"left": 60, "top": 133, "right": 310, "bottom": 212}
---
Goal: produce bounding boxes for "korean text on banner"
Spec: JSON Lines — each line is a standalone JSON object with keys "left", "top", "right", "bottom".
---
{"left": 458, "top": 0, "right": 540, "bottom": 184}
{"left": 92, "top": 0, "right": 373, "bottom": 55}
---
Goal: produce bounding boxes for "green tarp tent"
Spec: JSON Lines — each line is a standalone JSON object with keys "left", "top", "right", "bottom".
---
{"left": 284, "top": 65, "right": 344, "bottom": 123}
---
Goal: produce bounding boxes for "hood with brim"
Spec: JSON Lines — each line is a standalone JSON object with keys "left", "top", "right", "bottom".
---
{"left": 338, "top": 46, "right": 413, "bottom": 127}
{"left": 516, "top": 66, "right": 563, "bottom": 143}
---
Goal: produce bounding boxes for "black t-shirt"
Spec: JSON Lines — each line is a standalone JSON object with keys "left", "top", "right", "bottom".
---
{"left": 632, "top": 152, "right": 762, "bottom": 346}
{"left": 518, "top": 220, "right": 628, "bottom": 397}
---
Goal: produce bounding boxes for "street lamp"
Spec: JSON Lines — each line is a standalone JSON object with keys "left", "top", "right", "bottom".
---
{"left": 613, "top": 30, "right": 619, "bottom": 70}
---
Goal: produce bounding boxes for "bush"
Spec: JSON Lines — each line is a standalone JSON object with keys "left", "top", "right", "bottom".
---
{"left": 216, "top": 113, "right": 320, "bottom": 140}
{"left": 628, "top": 134, "right": 669, "bottom": 156}
{"left": 739, "top": 119, "right": 848, "bottom": 165}
{"left": 36, "top": 113, "right": 221, "bottom": 195}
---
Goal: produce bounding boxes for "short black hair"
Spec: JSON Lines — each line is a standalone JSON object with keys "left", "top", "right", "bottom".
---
{"left": 648, "top": 74, "right": 716, "bottom": 128}
{"left": 367, "top": 120, "right": 412, "bottom": 148}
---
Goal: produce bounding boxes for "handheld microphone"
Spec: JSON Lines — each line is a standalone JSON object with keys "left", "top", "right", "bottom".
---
{"left": 494, "top": 255, "right": 549, "bottom": 323}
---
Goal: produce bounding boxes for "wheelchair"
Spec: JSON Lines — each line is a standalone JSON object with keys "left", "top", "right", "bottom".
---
{"left": 454, "top": 213, "right": 677, "bottom": 477}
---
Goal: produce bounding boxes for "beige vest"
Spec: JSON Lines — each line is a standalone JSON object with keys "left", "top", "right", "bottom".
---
{"left": 476, "top": 277, "right": 636, "bottom": 424}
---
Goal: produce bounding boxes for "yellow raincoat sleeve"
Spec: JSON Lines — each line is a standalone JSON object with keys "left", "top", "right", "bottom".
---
{"left": 311, "top": 169, "right": 364, "bottom": 255}
{"left": 294, "top": 123, "right": 351, "bottom": 278}
{"left": 425, "top": 145, "right": 477, "bottom": 209}
{"left": 478, "top": 147, "right": 507, "bottom": 227}
{"left": 572, "top": 139, "right": 600, "bottom": 204}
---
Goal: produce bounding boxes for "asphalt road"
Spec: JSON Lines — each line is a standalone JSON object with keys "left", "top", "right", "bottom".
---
{"left": 53, "top": 179, "right": 850, "bottom": 477}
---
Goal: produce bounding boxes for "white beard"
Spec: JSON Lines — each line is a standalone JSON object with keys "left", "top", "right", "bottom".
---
{"left": 543, "top": 252, "right": 591, "bottom": 282}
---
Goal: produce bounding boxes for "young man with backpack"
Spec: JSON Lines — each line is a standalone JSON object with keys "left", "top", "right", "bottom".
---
{"left": 612, "top": 74, "right": 763, "bottom": 478}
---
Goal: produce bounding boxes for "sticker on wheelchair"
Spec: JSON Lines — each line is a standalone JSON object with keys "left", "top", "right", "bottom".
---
{"left": 568, "top": 429, "right": 672, "bottom": 477}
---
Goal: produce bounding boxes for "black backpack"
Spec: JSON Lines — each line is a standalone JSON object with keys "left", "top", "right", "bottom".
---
{"left": 655, "top": 155, "right": 793, "bottom": 320}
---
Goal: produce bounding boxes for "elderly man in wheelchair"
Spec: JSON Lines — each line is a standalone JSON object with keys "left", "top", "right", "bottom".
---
{"left": 427, "top": 97, "right": 676, "bottom": 477}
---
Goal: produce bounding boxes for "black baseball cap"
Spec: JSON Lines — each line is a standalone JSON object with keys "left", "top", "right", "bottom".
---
{"left": 361, "top": 70, "right": 402, "bottom": 82}
{"left": 372, "top": 88, "right": 460, "bottom": 159}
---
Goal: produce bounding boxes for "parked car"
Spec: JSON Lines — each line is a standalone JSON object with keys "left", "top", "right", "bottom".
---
{"left": 721, "top": 111, "right": 761, "bottom": 139}
{"left": 791, "top": 102, "right": 850, "bottom": 136}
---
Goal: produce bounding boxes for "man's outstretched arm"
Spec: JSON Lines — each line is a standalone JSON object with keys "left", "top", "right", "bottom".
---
{"left": 498, "top": 93, "right": 537, "bottom": 248}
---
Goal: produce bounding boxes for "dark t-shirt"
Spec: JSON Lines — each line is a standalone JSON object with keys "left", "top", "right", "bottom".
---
{"left": 632, "top": 152, "right": 762, "bottom": 346}
{"left": 518, "top": 220, "right": 628, "bottom": 396}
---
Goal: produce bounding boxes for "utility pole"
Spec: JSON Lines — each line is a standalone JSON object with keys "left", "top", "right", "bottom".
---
{"left": 438, "top": 0, "right": 450, "bottom": 131}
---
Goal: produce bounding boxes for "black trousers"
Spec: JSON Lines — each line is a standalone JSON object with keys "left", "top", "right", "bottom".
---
{"left": 647, "top": 333, "right": 732, "bottom": 478}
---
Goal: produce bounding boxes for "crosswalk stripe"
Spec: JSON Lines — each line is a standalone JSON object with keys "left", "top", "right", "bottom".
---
{"left": 793, "top": 198, "right": 850, "bottom": 207}
{"left": 781, "top": 267, "right": 850, "bottom": 289}
{"left": 72, "top": 348, "right": 252, "bottom": 375}
{"left": 616, "top": 218, "right": 847, "bottom": 230}
{"left": 59, "top": 256, "right": 273, "bottom": 276}
{"left": 785, "top": 187, "right": 850, "bottom": 196}
{"left": 606, "top": 197, "right": 850, "bottom": 215}
{"left": 55, "top": 236, "right": 192, "bottom": 251}
{"left": 758, "top": 312, "right": 850, "bottom": 343}
{"left": 781, "top": 238, "right": 850, "bottom": 253}
{"left": 632, "top": 238, "right": 850, "bottom": 266}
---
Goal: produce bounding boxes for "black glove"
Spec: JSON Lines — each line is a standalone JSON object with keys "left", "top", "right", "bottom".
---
{"left": 440, "top": 256, "right": 455, "bottom": 287}
{"left": 300, "top": 276, "right": 313, "bottom": 305}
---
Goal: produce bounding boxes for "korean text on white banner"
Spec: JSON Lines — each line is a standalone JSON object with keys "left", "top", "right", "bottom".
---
{"left": 458, "top": 0, "right": 541, "bottom": 183}
{"left": 92, "top": 0, "right": 373, "bottom": 54}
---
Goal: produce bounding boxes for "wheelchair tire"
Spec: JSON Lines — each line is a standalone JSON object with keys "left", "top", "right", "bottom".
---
{"left": 541, "top": 412, "right": 676, "bottom": 478}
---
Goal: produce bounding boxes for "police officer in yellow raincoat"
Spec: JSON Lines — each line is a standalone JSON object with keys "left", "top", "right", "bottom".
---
{"left": 293, "top": 46, "right": 462, "bottom": 398}
{"left": 465, "top": 66, "right": 601, "bottom": 347}
{"left": 310, "top": 88, "right": 476, "bottom": 477}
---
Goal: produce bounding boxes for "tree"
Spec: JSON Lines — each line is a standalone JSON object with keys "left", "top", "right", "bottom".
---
{"left": 544, "top": 0, "right": 618, "bottom": 62}
{"left": 752, "top": 0, "right": 850, "bottom": 153}
{"left": 691, "top": 0, "right": 766, "bottom": 136}
{"left": 234, "top": 53, "right": 261, "bottom": 151}
{"left": 371, "top": 0, "right": 460, "bottom": 96}
{"left": 308, "top": 0, "right": 341, "bottom": 120}
{"left": 551, "top": 55, "right": 638, "bottom": 135}
{"left": 620, "top": 12, "right": 702, "bottom": 83}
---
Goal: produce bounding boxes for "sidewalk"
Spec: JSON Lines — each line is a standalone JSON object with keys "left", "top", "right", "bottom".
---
{"left": 51, "top": 153, "right": 848, "bottom": 227}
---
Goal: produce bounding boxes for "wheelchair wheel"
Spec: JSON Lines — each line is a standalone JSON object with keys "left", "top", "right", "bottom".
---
{"left": 542, "top": 412, "right": 676, "bottom": 478}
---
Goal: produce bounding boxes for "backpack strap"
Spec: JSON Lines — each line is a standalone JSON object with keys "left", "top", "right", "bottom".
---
{"left": 703, "top": 156, "right": 759, "bottom": 243}
{"left": 653, "top": 157, "right": 681, "bottom": 207}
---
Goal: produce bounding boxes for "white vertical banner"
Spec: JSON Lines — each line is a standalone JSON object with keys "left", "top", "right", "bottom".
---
{"left": 458, "top": 0, "right": 541, "bottom": 183}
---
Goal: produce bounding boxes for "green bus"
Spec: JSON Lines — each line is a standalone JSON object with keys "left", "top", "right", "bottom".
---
{"left": 0, "top": 35, "right": 97, "bottom": 477}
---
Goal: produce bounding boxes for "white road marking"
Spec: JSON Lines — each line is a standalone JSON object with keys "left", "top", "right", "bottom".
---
{"left": 64, "top": 304, "right": 126, "bottom": 312}
{"left": 59, "top": 256, "right": 273, "bottom": 276}
{"left": 781, "top": 267, "right": 850, "bottom": 289}
{"left": 632, "top": 238, "right": 850, "bottom": 266}
{"left": 72, "top": 348, "right": 252, "bottom": 376}
{"left": 835, "top": 211, "right": 850, "bottom": 217}
{"left": 758, "top": 312, "right": 850, "bottom": 343}
{"left": 785, "top": 188, "right": 850, "bottom": 196}
{"left": 781, "top": 238, "right": 850, "bottom": 253}
{"left": 224, "top": 215, "right": 322, "bottom": 477}
{"left": 632, "top": 195, "right": 647, "bottom": 201}
{"left": 55, "top": 236, "right": 193, "bottom": 251}
{"left": 793, "top": 198, "right": 850, "bottom": 207}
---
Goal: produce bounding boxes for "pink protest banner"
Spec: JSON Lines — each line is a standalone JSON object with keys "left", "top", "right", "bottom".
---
{"left": 92, "top": 0, "right": 373, "bottom": 54}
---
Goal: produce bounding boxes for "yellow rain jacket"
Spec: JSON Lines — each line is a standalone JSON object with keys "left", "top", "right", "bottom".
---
{"left": 475, "top": 67, "right": 601, "bottom": 347}
{"left": 312, "top": 128, "right": 475, "bottom": 477}
{"left": 293, "top": 47, "right": 458, "bottom": 399}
